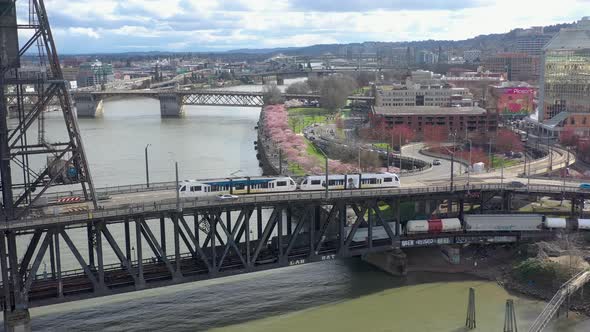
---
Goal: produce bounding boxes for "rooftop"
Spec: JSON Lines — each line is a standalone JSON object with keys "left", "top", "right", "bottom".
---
{"left": 373, "top": 106, "right": 487, "bottom": 116}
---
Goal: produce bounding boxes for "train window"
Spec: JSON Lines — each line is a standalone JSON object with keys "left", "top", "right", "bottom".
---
{"left": 290, "top": 180, "right": 295, "bottom": 185}
{"left": 383, "top": 178, "right": 393, "bottom": 183}
{"left": 277, "top": 181, "right": 287, "bottom": 187}
{"left": 311, "top": 180, "right": 321, "bottom": 185}
{"left": 365, "top": 178, "right": 377, "bottom": 185}
{"left": 180, "top": 186, "right": 187, "bottom": 192}
{"left": 235, "top": 184, "right": 245, "bottom": 190}
{"left": 191, "top": 186, "right": 202, "bottom": 192}
{"left": 395, "top": 176, "right": 399, "bottom": 182}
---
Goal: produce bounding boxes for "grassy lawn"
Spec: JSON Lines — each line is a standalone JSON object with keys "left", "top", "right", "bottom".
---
{"left": 519, "top": 199, "right": 572, "bottom": 214}
{"left": 305, "top": 138, "right": 326, "bottom": 164}
{"left": 287, "top": 163, "right": 306, "bottom": 176}
{"left": 353, "top": 86, "right": 372, "bottom": 95}
{"left": 373, "top": 143, "right": 391, "bottom": 150}
{"left": 491, "top": 155, "right": 520, "bottom": 168}
{"left": 287, "top": 107, "right": 337, "bottom": 116}
{"left": 288, "top": 115, "right": 330, "bottom": 133}
{"left": 287, "top": 108, "right": 339, "bottom": 133}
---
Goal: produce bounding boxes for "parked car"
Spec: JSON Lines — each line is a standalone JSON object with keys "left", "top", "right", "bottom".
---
{"left": 513, "top": 152, "right": 523, "bottom": 158}
{"left": 433, "top": 159, "right": 441, "bottom": 166}
{"left": 508, "top": 181, "right": 526, "bottom": 188}
{"left": 217, "top": 194, "right": 239, "bottom": 200}
{"left": 579, "top": 183, "right": 590, "bottom": 191}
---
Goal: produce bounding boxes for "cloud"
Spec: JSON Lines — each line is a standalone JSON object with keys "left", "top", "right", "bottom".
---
{"left": 21, "top": 0, "right": 589, "bottom": 53}
{"left": 288, "top": 0, "right": 489, "bottom": 12}
{"left": 68, "top": 27, "right": 101, "bottom": 39}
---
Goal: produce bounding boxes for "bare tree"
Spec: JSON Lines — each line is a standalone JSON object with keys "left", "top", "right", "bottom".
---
{"left": 320, "top": 76, "right": 357, "bottom": 110}
{"left": 262, "top": 84, "right": 284, "bottom": 105}
{"left": 306, "top": 77, "right": 322, "bottom": 92}
{"left": 354, "top": 71, "right": 376, "bottom": 87}
{"left": 285, "top": 82, "right": 311, "bottom": 94}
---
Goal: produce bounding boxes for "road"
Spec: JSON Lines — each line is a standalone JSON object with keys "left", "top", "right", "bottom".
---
{"left": 400, "top": 143, "right": 463, "bottom": 185}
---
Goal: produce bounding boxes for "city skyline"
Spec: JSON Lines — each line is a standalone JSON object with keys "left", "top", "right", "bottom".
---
{"left": 23, "top": 0, "right": 590, "bottom": 53}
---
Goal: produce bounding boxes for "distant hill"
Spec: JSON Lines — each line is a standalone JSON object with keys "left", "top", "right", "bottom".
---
{"left": 227, "top": 22, "right": 577, "bottom": 57}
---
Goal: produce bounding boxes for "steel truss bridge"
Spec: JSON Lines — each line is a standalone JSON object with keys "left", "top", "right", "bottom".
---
{"left": 0, "top": 183, "right": 588, "bottom": 311}
{"left": 5, "top": 90, "right": 375, "bottom": 108}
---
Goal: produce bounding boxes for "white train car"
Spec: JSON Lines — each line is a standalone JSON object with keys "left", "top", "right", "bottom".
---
{"left": 299, "top": 175, "right": 348, "bottom": 191}
{"left": 179, "top": 177, "right": 297, "bottom": 197}
{"left": 351, "top": 173, "right": 401, "bottom": 189}
{"left": 299, "top": 172, "right": 401, "bottom": 191}
{"left": 345, "top": 221, "right": 398, "bottom": 242}
{"left": 464, "top": 214, "right": 543, "bottom": 232}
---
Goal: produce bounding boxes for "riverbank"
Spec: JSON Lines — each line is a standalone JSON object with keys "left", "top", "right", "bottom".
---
{"left": 405, "top": 242, "right": 590, "bottom": 317}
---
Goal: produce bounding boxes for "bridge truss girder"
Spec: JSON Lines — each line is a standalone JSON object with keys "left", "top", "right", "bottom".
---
{"left": 0, "top": 0, "right": 97, "bottom": 222}
{"left": 0, "top": 199, "right": 405, "bottom": 309}
{"left": 2, "top": 188, "right": 582, "bottom": 310}
{"left": 182, "top": 93, "right": 264, "bottom": 107}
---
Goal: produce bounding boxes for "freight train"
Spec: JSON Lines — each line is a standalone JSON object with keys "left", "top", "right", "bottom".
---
{"left": 344, "top": 215, "right": 590, "bottom": 243}
{"left": 178, "top": 173, "right": 401, "bottom": 197}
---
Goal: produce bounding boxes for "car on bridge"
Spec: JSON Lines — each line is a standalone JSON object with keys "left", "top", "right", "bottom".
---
{"left": 580, "top": 183, "right": 590, "bottom": 191}
{"left": 508, "top": 181, "right": 526, "bottom": 188}
{"left": 216, "top": 194, "right": 239, "bottom": 201}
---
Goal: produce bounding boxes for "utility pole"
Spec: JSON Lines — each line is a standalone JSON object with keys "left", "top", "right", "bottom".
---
{"left": 145, "top": 144, "right": 151, "bottom": 188}
{"left": 279, "top": 148, "right": 283, "bottom": 175}
{"left": 488, "top": 138, "right": 493, "bottom": 172}
{"left": 358, "top": 147, "right": 361, "bottom": 172}
{"left": 318, "top": 147, "right": 329, "bottom": 198}
{"left": 175, "top": 161, "right": 180, "bottom": 212}
{"left": 399, "top": 132, "right": 403, "bottom": 177}
{"left": 449, "top": 131, "right": 457, "bottom": 190}
{"left": 467, "top": 139, "right": 472, "bottom": 189}
{"left": 387, "top": 144, "right": 390, "bottom": 172}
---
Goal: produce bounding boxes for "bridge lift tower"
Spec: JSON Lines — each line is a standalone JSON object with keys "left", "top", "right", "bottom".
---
{"left": 0, "top": 0, "right": 97, "bottom": 222}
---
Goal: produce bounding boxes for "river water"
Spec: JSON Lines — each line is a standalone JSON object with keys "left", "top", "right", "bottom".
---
{"left": 3, "top": 80, "right": 590, "bottom": 331}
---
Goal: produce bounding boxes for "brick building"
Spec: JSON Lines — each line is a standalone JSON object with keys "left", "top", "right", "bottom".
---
{"left": 371, "top": 106, "right": 498, "bottom": 138}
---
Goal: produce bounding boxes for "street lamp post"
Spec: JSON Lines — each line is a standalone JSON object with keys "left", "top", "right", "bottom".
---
{"left": 386, "top": 144, "right": 390, "bottom": 172}
{"left": 358, "top": 147, "right": 361, "bottom": 172}
{"left": 398, "top": 132, "right": 402, "bottom": 177}
{"left": 501, "top": 159, "right": 505, "bottom": 186}
{"left": 467, "top": 139, "right": 472, "bottom": 189}
{"left": 317, "top": 147, "right": 329, "bottom": 198}
{"left": 488, "top": 138, "right": 493, "bottom": 172}
{"left": 145, "top": 144, "right": 151, "bottom": 188}
{"left": 175, "top": 161, "right": 180, "bottom": 211}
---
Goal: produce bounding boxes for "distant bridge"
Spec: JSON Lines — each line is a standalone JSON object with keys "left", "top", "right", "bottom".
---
{"left": 4, "top": 90, "right": 375, "bottom": 118}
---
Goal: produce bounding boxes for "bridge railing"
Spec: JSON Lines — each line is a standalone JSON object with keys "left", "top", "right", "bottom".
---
{"left": 8, "top": 183, "right": 588, "bottom": 231}
{"left": 43, "top": 181, "right": 178, "bottom": 202}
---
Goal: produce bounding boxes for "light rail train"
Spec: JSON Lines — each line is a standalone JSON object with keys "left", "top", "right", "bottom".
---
{"left": 178, "top": 173, "right": 401, "bottom": 197}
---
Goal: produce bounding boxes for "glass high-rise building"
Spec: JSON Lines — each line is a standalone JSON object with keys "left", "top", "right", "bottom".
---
{"left": 538, "top": 17, "right": 590, "bottom": 134}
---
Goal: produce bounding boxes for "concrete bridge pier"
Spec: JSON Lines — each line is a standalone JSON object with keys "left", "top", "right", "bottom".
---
{"left": 276, "top": 75, "right": 285, "bottom": 85}
{"left": 362, "top": 249, "right": 407, "bottom": 276}
{"left": 159, "top": 94, "right": 184, "bottom": 117}
{"left": 74, "top": 94, "right": 102, "bottom": 118}
{"left": 3, "top": 309, "right": 31, "bottom": 332}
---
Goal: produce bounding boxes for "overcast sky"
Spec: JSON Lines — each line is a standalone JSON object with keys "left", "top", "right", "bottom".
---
{"left": 25, "top": 0, "right": 590, "bottom": 53}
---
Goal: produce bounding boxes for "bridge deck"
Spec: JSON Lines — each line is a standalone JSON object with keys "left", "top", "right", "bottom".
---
{"left": 6, "top": 182, "right": 590, "bottom": 231}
